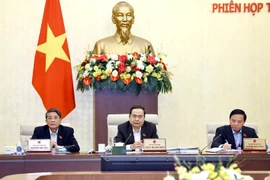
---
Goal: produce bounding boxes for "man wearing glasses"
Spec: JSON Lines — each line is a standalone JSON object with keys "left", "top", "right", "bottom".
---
{"left": 115, "top": 105, "right": 158, "bottom": 150}
{"left": 31, "top": 108, "right": 80, "bottom": 152}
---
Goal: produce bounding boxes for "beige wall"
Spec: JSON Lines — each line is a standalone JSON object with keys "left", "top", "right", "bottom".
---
{"left": 1, "top": 0, "right": 270, "bottom": 153}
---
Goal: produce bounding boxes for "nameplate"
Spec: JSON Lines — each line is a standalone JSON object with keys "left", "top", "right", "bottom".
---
{"left": 28, "top": 139, "right": 51, "bottom": 152}
{"left": 144, "top": 138, "right": 166, "bottom": 152}
{"left": 243, "top": 138, "right": 266, "bottom": 151}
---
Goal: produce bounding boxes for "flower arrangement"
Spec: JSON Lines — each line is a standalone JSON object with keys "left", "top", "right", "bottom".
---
{"left": 164, "top": 156, "right": 254, "bottom": 180}
{"left": 75, "top": 47, "right": 172, "bottom": 95}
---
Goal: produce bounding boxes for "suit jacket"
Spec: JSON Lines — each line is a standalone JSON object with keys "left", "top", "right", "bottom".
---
{"left": 115, "top": 121, "right": 158, "bottom": 145}
{"left": 211, "top": 125, "right": 258, "bottom": 149}
{"left": 31, "top": 125, "right": 80, "bottom": 152}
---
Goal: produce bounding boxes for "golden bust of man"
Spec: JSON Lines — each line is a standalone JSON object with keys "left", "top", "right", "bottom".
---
{"left": 93, "top": 1, "right": 155, "bottom": 56}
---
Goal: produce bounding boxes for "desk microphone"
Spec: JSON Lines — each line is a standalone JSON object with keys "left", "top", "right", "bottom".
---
{"left": 64, "top": 145, "right": 75, "bottom": 149}
{"left": 124, "top": 133, "right": 133, "bottom": 146}
{"left": 200, "top": 134, "right": 222, "bottom": 154}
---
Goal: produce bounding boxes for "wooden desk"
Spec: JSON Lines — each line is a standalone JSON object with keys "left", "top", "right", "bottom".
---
{"left": 0, "top": 153, "right": 100, "bottom": 179}
{"left": 235, "top": 153, "right": 270, "bottom": 171}
{"left": 1, "top": 171, "right": 270, "bottom": 180}
{"left": 1, "top": 153, "right": 270, "bottom": 179}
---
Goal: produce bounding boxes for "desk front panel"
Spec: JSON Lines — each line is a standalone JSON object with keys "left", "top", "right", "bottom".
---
{"left": 1, "top": 153, "right": 270, "bottom": 178}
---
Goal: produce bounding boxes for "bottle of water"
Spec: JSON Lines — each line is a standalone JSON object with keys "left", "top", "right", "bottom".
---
{"left": 51, "top": 145, "right": 56, "bottom": 155}
{"left": 16, "top": 141, "right": 23, "bottom": 155}
{"left": 237, "top": 144, "right": 242, "bottom": 154}
{"left": 266, "top": 140, "right": 269, "bottom": 152}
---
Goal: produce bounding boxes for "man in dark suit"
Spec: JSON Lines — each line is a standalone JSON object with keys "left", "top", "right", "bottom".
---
{"left": 31, "top": 108, "right": 80, "bottom": 152}
{"left": 211, "top": 109, "right": 258, "bottom": 150}
{"left": 115, "top": 105, "right": 158, "bottom": 150}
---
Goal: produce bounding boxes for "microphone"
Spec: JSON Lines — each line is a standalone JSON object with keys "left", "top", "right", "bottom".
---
{"left": 63, "top": 145, "right": 75, "bottom": 149}
{"left": 124, "top": 133, "right": 133, "bottom": 146}
{"left": 200, "top": 134, "right": 222, "bottom": 154}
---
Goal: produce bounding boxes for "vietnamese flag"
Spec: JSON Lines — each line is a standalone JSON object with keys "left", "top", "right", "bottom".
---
{"left": 32, "top": 0, "right": 75, "bottom": 118}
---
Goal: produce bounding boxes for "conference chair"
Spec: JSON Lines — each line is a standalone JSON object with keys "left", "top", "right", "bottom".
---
{"left": 107, "top": 114, "right": 158, "bottom": 144}
{"left": 20, "top": 123, "right": 70, "bottom": 151}
{"left": 206, "top": 122, "right": 258, "bottom": 147}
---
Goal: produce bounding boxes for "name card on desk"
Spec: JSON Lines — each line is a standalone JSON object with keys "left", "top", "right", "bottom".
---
{"left": 28, "top": 139, "right": 51, "bottom": 152}
{"left": 243, "top": 138, "right": 266, "bottom": 151}
{"left": 144, "top": 138, "right": 166, "bottom": 152}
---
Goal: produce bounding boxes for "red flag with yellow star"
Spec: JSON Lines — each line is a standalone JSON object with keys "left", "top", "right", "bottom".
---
{"left": 32, "top": 0, "right": 75, "bottom": 118}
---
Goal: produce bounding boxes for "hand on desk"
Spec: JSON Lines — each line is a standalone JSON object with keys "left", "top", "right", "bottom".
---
{"left": 223, "top": 143, "right": 232, "bottom": 150}
{"left": 131, "top": 141, "right": 144, "bottom": 150}
{"left": 51, "top": 141, "right": 59, "bottom": 149}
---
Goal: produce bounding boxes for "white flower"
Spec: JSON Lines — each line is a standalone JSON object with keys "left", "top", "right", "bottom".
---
{"left": 136, "top": 60, "right": 144, "bottom": 70}
{"left": 83, "top": 70, "right": 90, "bottom": 77}
{"left": 112, "top": 70, "right": 118, "bottom": 77}
{"left": 128, "top": 54, "right": 133, "bottom": 60}
{"left": 110, "top": 54, "right": 118, "bottom": 61}
{"left": 85, "top": 63, "right": 90, "bottom": 70}
{"left": 155, "top": 56, "right": 160, "bottom": 62}
{"left": 90, "top": 58, "right": 96, "bottom": 63}
{"left": 135, "top": 71, "right": 143, "bottom": 78}
{"left": 140, "top": 54, "right": 146, "bottom": 61}
{"left": 106, "top": 60, "right": 115, "bottom": 70}
{"left": 163, "top": 175, "right": 174, "bottom": 180}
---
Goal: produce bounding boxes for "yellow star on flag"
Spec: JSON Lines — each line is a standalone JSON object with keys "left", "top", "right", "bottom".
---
{"left": 36, "top": 24, "right": 70, "bottom": 71}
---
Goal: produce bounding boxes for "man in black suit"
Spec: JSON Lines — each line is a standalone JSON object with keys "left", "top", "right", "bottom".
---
{"left": 211, "top": 109, "right": 258, "bottom": 150}
{"left": 31, "top": 108, "right": 80, "bottom": 152}
{"left": 115, "top": 105, "right": 158, "bottom": 150}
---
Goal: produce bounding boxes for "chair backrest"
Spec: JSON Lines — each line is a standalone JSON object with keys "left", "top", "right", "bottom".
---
{"left": 206, "top": 123, "right": 258, "bottom": 146}
{"left": 107, "top": 114, "right": 158, "bottom": 144}
{"left": 20, "top": 123, "right": 70, "bottom": 150}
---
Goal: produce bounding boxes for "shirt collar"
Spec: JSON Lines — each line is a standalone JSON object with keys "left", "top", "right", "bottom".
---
{"left": 114, "top": 33, "right": 133, "bottom": 45}
{"left": 232, "top": 128, "right": 242, "bottom": 134}
{"left": 49, "top": 128, "right": 58, "bottom": 135}
{"left": 133, "top": 127, "right": 141, "bottom": 134}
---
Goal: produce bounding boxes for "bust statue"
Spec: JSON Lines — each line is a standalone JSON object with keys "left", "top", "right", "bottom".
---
{"left": 93, "top": 1, "right": 155, "bottom": 56}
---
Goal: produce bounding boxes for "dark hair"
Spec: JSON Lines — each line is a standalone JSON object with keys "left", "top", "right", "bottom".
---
{"left": 229, "top": 109, "right": 247, "bottom": 121}
{"left": 45, "top": 108, "right": 62, "bottom": 119}
{"left": 129, "top": 105, "right": 146, "bottom": 116}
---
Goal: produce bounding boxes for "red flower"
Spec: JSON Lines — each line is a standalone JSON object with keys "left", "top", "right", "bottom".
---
{"left": 243, "top": 133, "right": 247, "bottom": 137}
{"left": 134, "top": 77, "right": 143, "bottom": 84}
{"left": 59, "top": 136, "right": 63, "bottom": 139}
{"left": 99, "top": 54, "right": 108, "bottom": 62}
{"left": 110, "top": 74, "right": 120, "bottom": 81}
{"left": 83, "top": 76, "right": 91, "bottom": 86}
{"left": 119, "top": 55, "right": 128, "bottom": 63}
{"left": 91, "top": 54, "right": 99, "bottom": 59}
{"left": 160, "top": 62, "right": 167, "bottom": 71}
{"left": 147, "top": 56, "right": 156, "bottom": 65}
{"left": 142, "top": 133, "right": 146, "bottom": 137}
{"left": 118, "top": 62, "right": 127, "bottom": 73}
{"left": 133, "top": 66, "right": 140, "bottom": 71}
{"left": 132, "top": 52, "right": 139, "bottom": 59}
{"left": 96, "top": 75, "right": 102, "bottom": 81}
{"left": 122, "top": 78, "right": 131, "bottom": 85}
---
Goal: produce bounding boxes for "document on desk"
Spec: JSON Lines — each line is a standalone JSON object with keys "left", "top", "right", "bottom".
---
{"left": 205, "top": 148, "right": 238, "bottom": 153}
{"left": 167, "top": 147, "right": 199, "bottom": 154}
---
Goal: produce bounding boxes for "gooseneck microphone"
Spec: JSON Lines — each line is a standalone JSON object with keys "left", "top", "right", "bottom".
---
{"left": 63, "top": 145, "right": 75, "bottom": 149}
{"left": 124, "top": 133, "right": 133, "bottom": 146}
{"left": 200, "top": 134, "right": 222, "bottom": 154}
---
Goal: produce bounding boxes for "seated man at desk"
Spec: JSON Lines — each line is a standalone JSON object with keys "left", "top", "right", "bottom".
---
{"left": 115, "top": 105, "right": 158, "bottom": 150}
{"left": 211, "top": 109, "right": 258, "bottom": 150}
{"left": 31, "top": 108, "right": 80, "bottom": 152}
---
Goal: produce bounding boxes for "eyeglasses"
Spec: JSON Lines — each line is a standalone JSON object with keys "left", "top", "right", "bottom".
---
{"left": 131, "top": 114, "right": 144, "bottom": 119}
